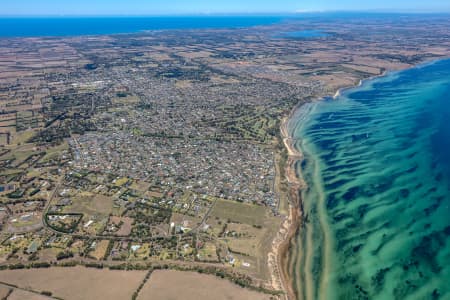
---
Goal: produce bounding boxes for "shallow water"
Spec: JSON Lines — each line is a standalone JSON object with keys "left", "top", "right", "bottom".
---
{"left": 288, "top": 59, "right": 450, "bottom": 300}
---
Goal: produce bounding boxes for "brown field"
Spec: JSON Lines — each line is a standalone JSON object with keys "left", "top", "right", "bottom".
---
{"left": 137, "top": 270, "right": 272, "bottom": 300}
{"left": 0, "top": 285, "right": 11, "bottom": 299}
{"left": 109, "top": 216, "right": 133, "bottom": 236}
{"left": 177, "top": 51, "right": 213, "bottom": 59}
{"left": 341, "top": 63, "right": 381, "bottom": 75}
{"left": 0, "top": 267, "right": 146, "bottom": 300}
{"left": 145, "top": 190, "right": 164, "bottom": 198}
{"left": 64, "top": 193, "right": 114, "bottom": 217}
{"left": 7, "top": 289, "right": 49, "bottom": 300}
{"left": 89, "top": 240, "right": 110, "bottom": 260}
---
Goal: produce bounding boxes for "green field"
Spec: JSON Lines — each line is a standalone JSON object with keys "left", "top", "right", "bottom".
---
{"left": 210, "top": 199, "right": 267, "bottom": 226}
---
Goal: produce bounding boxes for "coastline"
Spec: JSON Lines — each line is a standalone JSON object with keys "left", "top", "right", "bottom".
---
{"left": 332, "top": 70, "right": 387, "bottom": 99}
{"left": 269, "top": 57, "right": 449, "bottom": 300}
{"left": 268, "top": 102, "right": 306, "bottom": 300}
{"left": 271, "top": 59, "right": 446, "bottom": 300}
{"left": 333, "top": 57, "right": 449, "bottom": 100}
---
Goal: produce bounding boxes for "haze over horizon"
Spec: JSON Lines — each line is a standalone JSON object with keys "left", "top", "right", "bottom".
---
{"left": 1, "top": 0, "right": 450, "bottom": 16}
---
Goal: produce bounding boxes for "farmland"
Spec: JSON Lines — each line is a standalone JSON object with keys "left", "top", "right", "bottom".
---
{"left": 137, "top": 270, "right": 272, "bottom": 300}
{"left": 0, "top": 267, "right": 146, "bottom": 300}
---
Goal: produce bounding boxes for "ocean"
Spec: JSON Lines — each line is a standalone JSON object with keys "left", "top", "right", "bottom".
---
{"left": 0, "top": 16, "right": 283, "bottom": 37}
{"left": 2, "top": 13, "right": 447, "bottom": 38}
{"left": 288, "top": 59, "right": 450, "bottom": 299}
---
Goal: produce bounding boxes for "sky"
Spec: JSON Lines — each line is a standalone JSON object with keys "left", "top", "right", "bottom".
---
{"left": 1, "top": 0, "right": 450, "bottom": 16}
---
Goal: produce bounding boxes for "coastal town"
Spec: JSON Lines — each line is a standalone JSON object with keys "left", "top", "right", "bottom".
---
{"left": 0, "top": 14, "right": 449, "bottom": 299}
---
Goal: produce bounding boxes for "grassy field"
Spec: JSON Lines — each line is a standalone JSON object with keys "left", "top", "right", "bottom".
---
{"left": 137, "top": 270, "right": 272, "bottom": 300}
{"left": 274, "top": 152, "right": 289, "bottom": 216}
{"left": 39, "top": 142, "right": 69, "bottom": 163}
{"left": 0, "top": 145, "right": 37, "bottom": 168}
{"left": 112, "top": 95, "right": 140, "bottom": 105}
{"left": 0, "top": 267, "right": 146, "bottom": 300}
{"left": 129, "top": 243, "right": 151, "bottom": 260}
{"left": 63, "top": 193, "right": 114, "bottom": 217}
{"left": 197, "top": 242, "right": 218, "bottom": 262}
{"left": 210, "top": 199, "right": 268, "bottom": 226}
{"left": 10, "top": 130, "right": 38, "bottom": 146}
{"left": 210, "top": 199, "right": 281, "bottom": 280}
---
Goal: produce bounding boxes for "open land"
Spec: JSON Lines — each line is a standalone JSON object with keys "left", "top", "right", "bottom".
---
{"left": 138, "top": 270, "right": 272, "bottom": 300}
{"left": 0, "top": 266, "right": 146, "bottom": 300}
{"left": 0, "top": 14, "right": 449, "bottom": 299}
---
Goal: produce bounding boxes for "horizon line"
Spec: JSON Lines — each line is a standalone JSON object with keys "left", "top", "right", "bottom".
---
{"left": 1, "top": 10, "right": 450, "bottom": 18}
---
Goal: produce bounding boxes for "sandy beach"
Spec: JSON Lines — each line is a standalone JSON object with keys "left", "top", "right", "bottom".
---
{"left": 267, "top": 108, "right": 307, "bottom": 300}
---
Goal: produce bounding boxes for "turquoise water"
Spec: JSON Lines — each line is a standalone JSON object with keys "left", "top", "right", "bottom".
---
{"left": 0, "top": 16, "right": 282, "bottom": 37}
{"left": 288, "top": 59, "right": 450, "bottom": 300}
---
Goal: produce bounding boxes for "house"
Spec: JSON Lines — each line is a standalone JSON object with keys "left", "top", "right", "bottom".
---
{"left": 131, "top": 244, "right": 141, "bottom": 252}
{"left": 26, "top": 241, "right": 39, "bottom": 254}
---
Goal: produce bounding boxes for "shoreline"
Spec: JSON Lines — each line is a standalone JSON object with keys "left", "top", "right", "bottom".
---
{"left": 273, "top": 73, "right": 399, "bottom": 300}
{"left": 332, "top": 70, "right": 387, "bottom": 99}
{"left": 271, "top": 60, "right": 440, "bottom": 300}
{"left": 271, "top": 56, "right": 450, "bottom": 300}
{"left": 268, "top": 100, "right": 306, "bottom": 300}
{"left": 333, "top": 57, "right": 450, "bottom": 99}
